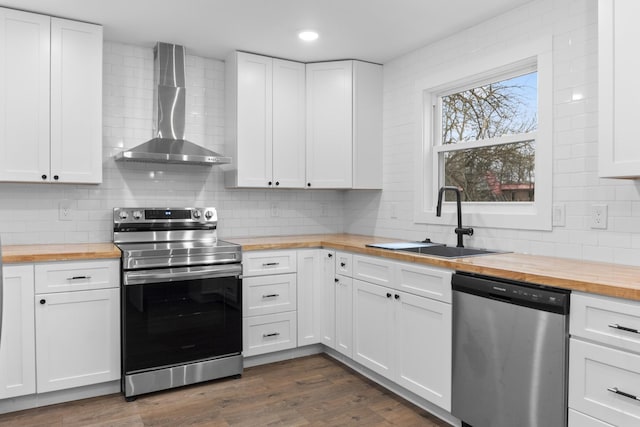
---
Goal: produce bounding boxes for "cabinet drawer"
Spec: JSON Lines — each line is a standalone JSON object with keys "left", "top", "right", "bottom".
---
{"left": 395, "top": 262, "right": 452, "bottom": 303}
{"left": 243, "top": 312, "right": 297, "bottom": 357}
{"left": 352, "top": 255, "right": 394, "bottom": 287}
{"left": 568, "top": 409, "right": 614, "bottom": 427}
{"left": 242, "top": 250, "right": 297, "bottom": 277}
{"left": 335, "top": 251, "right": 353, "bottom": 277}
{"left": 244, "top": 274, "right": 296, "bottom": 316}
{"left": 569, "top": 339, "right": 640, "bottom": 426}
{"left": 35, "top": 260, "right": 119, "bottom": 294}
{"left": 571, "top": 292, "right": 640, "bottom": 353}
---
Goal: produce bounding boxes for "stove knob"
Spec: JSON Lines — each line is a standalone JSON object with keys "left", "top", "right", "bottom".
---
{"left": 193, "top": 210, "right": 201, "bottom": 219}
{"left": 204, "top": 210, "right": 213, "bottom": 220}
{"left": 132, "top": 210, "right": 142, "bottom": 220}
{"left": 119, "top": 211, "right": 129, "bottom": 220}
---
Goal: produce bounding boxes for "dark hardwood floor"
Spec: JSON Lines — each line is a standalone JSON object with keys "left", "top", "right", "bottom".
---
{"left": 0, "top": 354, "right": 451, "bottom": 426}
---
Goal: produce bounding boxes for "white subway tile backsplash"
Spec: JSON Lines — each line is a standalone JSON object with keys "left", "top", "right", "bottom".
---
{"left": 344, "top": 0, "right": 640, "bottom": 267}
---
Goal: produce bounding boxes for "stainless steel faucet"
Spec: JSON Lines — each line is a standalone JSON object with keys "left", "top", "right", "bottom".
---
{"left": 436, "top": 186, "right": 474, "bottom": 248}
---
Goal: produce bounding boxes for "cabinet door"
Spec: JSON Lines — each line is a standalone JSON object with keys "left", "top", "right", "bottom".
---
{"left": 0, "top": 265, "right": 36, "bottom": 399}
{"left": 306, "top": 61, "right": 353, "bottom": 188}
{"left": 235, "top": 52, "right": 273, "bottom": 187}
{"left": 320, "top": 250, "right": 336, "bottom": 348}
{"left": 353, "top": 279, "right": 394, "bottom": 379}
{"left": 335, "top": 275, "right": 353, "bottom": 358}
{"left": 35, "top": 288, "right": 120, "bottom": 393}
{"left": 50, "top": 18, "right": 102, "bottom": 184}
{"left": 0, "top": 8, "right": 50, "bottom": 183}
{"left": 273, "top": 58, "right": 305, "bottom": 188}
{"left": 599, "top": 0, "right": 640, "bottom": 178}
{"left": 297, "top": 249, "right": 323, "bottom": 346}
{"left": 395, "top": 291, "right": 451, "bottom": 411}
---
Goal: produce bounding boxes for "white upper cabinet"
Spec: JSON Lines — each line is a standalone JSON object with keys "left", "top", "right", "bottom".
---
{"left": 272, "top": 58, "right": 306, "bottom": 188}
{"left": 0, "top": 8, "right": 102, "bottom": 184}
{"left": 225, "top": 52, "right": 306, "bottom": 188}
{"left": 0, "top": 9, "right": 50, "bottom": 182}
{"left": 306, "top": 61, "right": 353, "bottom": 189}
{"left": 598, "top": 0, "right": 640, "bottom": 178}
{"left": 50, "top": 18, "right": 103, "bottom": 184}
{"left": 306, "top": 60, "right": 382, "bottom": 189}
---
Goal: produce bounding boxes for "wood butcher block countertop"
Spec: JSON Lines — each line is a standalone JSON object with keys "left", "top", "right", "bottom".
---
{"left": 2, "top": 243, "right": 121, "bottom": 263}
{"left": 229, "top": 233, "right": 640, "bottom": 302}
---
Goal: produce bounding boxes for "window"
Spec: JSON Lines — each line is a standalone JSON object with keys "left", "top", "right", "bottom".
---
{"left": 414, "top": 38, "right": 552, "bottom": 231}
{"left": 436, "top": 70, "right": 537, "bottom": 203}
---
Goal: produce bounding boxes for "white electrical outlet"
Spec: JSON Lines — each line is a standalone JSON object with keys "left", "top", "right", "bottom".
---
{"left": 59, "top": 200, "right": 73, "bottom": 221}
{"left": 590, "top": 204, "right": 607, "bottom": 229}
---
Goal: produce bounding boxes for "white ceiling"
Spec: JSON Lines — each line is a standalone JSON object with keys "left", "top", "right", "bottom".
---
{"left": 1, "top": 0, "right": 534, "bottom": 63}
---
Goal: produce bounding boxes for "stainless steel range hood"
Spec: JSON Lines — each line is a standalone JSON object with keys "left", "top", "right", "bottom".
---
{"left": 115, "top": 42, "right": 230, "bottom": 165}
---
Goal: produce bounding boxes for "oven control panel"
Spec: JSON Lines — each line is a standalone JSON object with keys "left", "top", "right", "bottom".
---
{"left": 113, "top": 207, "right": 217, "bottom": 224}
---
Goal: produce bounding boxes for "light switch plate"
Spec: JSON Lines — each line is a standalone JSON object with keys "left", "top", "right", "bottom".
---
{"left": 552, "top": 204, "right": 565, "bottom": 227}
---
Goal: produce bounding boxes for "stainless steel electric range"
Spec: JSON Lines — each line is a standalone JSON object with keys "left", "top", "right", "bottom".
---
{"left": 113, "top": 207, "right": 242, "bottom": 400}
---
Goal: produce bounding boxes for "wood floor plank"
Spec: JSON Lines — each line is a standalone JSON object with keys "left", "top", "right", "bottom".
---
{"left": 0, "top": 354, "right": 451, "bottom": 426}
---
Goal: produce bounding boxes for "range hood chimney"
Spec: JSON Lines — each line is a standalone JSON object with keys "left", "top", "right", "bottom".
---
{"left": 115, "top": 42, "right": 230, "bottom": 165}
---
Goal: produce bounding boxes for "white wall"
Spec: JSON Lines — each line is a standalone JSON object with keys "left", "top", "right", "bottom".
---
{"left": 345, "top": 0, "right": 640, "bottom": 267}
{"left": 0, "top": 42, "right": 344, "bottom": 244}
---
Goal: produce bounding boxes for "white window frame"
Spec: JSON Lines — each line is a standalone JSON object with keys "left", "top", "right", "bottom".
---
{"left": 414, "top": 37, "right": 552, "bottom": 231}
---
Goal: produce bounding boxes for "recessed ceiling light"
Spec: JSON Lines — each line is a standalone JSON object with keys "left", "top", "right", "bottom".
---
{"left": 298, "top": 30, "right": 319, "bottom": 42}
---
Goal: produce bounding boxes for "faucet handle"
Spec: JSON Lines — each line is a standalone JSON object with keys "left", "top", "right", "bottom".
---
{"left": 455, "top": 227, "right": 474, "bottom": 237}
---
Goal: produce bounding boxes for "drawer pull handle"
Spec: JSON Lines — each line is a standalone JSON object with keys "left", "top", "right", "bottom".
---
{"left": 67, "top": 275, "right": 91, "bottom": 280}
{"left": 607, "top": 387, "right": 640, "bottom": 402}
{"left": 263, "top": 332, "right": 280, "bottom": 338}
{"left": 262, "top": 293, "right": 279, "bottom": 299}
{"left": 262, "top": 262, "right": 280, "bottom": 267}
{"left": 608, "top": 323, "right": 639, "bottom": 334}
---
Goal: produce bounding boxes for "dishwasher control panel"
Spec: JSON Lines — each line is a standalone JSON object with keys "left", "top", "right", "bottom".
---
{"left": 452, "top": 272, "right": 570, "bottom": 314}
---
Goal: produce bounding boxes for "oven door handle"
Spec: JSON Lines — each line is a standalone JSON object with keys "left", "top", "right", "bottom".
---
{"left": 123, "top": 264, "right": 242, "bottom": 285}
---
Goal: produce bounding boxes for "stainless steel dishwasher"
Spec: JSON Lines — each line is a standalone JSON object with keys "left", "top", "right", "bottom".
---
{"left": 451, "top": 272, "right": 570, "bottom": 427}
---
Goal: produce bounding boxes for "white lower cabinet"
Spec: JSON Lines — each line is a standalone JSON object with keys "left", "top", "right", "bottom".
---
{"left": 35, "top": 287, "right": 120, "bottom": 393}
{"left": 1, "top": 259, "right": 119, "bottom": 399}
{"left": 334, "top": 275, "right": 352, "bottom": 357}
{"left": 352, "top": 256, "right": 452, "bottom": 411}
{"left": 569, "top": 409, "right": 614, "bottom": 427}
{"left": 243, "top": 311, "right": 297, "bottom": 356}
{"left": 353, "top": 279, "right": 394, "bottom": 377}
{"left": 395, "top": 290, "right": 451, "bottom": 410}
{"left": 0, "top": 265, "right": 36, "bottom": 399}
{"left": 569, "top": 291, "right": 640, "bottom": 427}
{"left": 297, "top": 249, "right": 323, "bottom": 346}
{"left": 242, "top": 250, "right": 298, "bottom": 357}
{"left": 319, "top": 250, "right": 336, "bottom": 348}
{"left": 353, "top": 278, "right": 452, "bottom": 410}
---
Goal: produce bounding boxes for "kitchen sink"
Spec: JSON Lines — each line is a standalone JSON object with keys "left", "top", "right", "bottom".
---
{"left": 397, "top": 245, "right": 500, "bottom": 258}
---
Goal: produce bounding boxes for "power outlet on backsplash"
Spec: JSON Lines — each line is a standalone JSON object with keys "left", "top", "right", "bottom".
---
{"left": 59, "top": 200, "right": 73, "bottom": 221}
{"left": 590, "top": 204, "right": 607, "bottom": 229}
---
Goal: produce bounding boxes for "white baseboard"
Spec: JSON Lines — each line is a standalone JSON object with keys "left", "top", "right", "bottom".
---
{"left": 0, "top": 380, "right": 120, "bottom": 415}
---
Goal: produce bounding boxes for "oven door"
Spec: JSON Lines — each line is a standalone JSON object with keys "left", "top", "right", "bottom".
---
{"left": 122, "top": 264, "right": 242, "bottom": 374}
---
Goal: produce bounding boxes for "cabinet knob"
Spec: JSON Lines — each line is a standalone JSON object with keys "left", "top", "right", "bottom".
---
{"left": 334, "top": 278, "right": 339, "bottom": 283}
{"left": 275, "top": 181, "right": 280, "bottom": 186}
{"left": 394, "top": 294, "right": 400, "bottom": 300}
{"left": 53, "top": 175, "right": 59, "bottom": 180}
{"left": 41, "top": 174, "right": 47, "bottom": 180}
{"left": 40, "top": 299, "right": 46, "bottom": 305}
{"left": 340, "top": 262, "right": 346, "bottom": 267}
{"left": 386, "top": 293, "right": 392, "bottom": 298}
{"left": 307, "top": 183, "right": 311, "bottom": 187}
{"left": 268, "top": 181, "right": 272, "bottom": 186}
{"left": 328, "top": 253, "right": 333, "bottom": 258}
